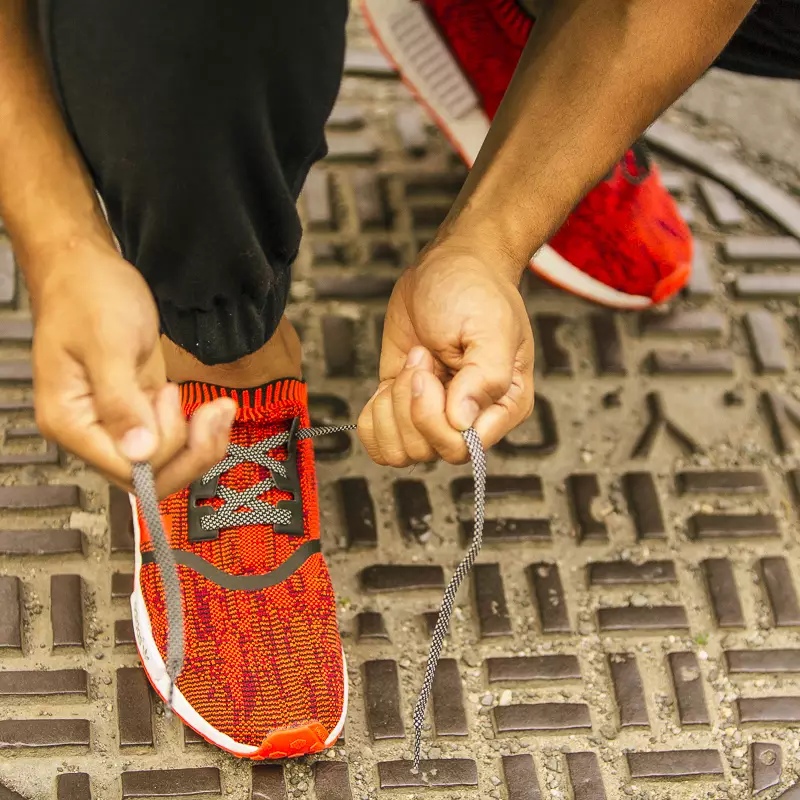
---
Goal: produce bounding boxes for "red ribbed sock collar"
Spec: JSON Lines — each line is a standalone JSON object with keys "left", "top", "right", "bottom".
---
{"left": 179, "top": 379, "right": 307, "bottom": 420}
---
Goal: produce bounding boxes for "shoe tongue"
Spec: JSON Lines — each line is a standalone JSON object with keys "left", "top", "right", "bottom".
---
{"left": 178, "top": 378, "right": 308, "bottom": 420}
{"left": 620, "top": 144, "right": 652, "bottom": 185}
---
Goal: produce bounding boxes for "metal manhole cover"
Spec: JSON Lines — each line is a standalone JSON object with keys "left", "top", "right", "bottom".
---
{"left": 1, "top": 29, "right": 800, "bottom": 800}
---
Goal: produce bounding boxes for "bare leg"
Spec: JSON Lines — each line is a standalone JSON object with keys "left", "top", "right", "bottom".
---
{"left": 162, "top": 317, "right": 302, "bottom": 387}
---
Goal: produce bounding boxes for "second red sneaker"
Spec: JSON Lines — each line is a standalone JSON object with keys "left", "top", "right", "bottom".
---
{"left": 130, "top": 379, "right": 347, "bottom": 758}
{"left": 362, "top": 0, "right": 692, "bottom": 308}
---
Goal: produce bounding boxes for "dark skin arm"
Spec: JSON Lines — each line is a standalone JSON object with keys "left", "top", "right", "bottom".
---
{"left": 443, "top": 0, "right": 757, "bottom": 260}
{"left": 0, "top": 0, "right": 755, "bottom": 475}
{"left": 361, "top": 0, "right": 755, "bottom": 466}
{"left": 0, "top": 0, "right": 235, "bottom": 495}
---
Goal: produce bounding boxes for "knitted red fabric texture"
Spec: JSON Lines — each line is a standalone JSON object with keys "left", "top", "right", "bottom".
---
{"left": 548, "top": 159, "right": 693, "bottom": 299}
{"left": 421, "top": 0, "right": 691, "bottom": 300}
{"left": 136, "top": 379, "right": 344, "bottom": 750}
{"left": 422, "top": 0, "right": 525, "bottom": 118}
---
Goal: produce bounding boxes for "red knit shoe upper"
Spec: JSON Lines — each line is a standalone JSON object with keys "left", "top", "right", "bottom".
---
{"left": 421, "top": 0, "right": 692, "bottom": 302}
{"left": 548, "top": 155, "right": 692, "bottom": 301}
{"left": 135, "top": 379, "right": 344, "bottom": 754}
{"left": 423, "top": 0, "right": 526, "bottom": 117}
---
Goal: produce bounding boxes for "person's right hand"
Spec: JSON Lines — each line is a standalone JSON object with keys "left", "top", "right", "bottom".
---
{"left": 30, "top": 239, "right": 236, "bottom": 498}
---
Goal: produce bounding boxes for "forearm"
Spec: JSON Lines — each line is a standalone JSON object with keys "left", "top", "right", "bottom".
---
{"left": 439, "top": 0, "right": 755, "bottom": 277}
{"left": 0, "top": 0, "right": 112, "bottom": 291}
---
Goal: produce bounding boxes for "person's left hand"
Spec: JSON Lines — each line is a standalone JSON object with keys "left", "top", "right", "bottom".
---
{"left": 357, "top": 241, "right": 535, "bottom": 465}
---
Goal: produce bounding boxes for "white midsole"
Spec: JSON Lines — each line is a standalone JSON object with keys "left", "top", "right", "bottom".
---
{"left": 128, "top": 494, "right": 348, "bottom": 755}
{"left": 361, "top": 0, "right": 653, "bottom": 309}
{"left": 531, "top": 245, "right": 653, "bottom": 309}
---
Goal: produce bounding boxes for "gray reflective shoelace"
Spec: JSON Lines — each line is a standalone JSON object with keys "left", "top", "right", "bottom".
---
{"left": 131, "top": 424, "right": 486, "bottom": 771}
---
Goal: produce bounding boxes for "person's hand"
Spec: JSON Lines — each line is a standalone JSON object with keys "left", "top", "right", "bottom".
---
{"left": 358, "top": 242, "right": 535, "bottom": 465}
{"left": 30, "top": 239, "right": 236, "bottom": 497}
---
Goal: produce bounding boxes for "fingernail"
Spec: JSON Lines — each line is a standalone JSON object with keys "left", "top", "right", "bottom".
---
{"left": 119, "top": 427, "right": 156, "bottom": 461}
{"left": 461, "top": 398, "right": 480, "bottom": 427}
{"left": 411, "top": 372, "right": 424, "bottom": 397}
{"left": 405, "top": 347, "right": 424, "bottom": 369}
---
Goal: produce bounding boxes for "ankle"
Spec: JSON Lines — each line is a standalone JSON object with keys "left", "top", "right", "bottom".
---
{"left": 162, "top": 317, "right": 302, "bottom": 387}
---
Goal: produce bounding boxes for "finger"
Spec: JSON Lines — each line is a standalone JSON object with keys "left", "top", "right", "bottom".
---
{"left": 371, "top": 379, "right": 412, "bottom": 468}
{"left": 472, "top": 370, "right": 535, "bottom": 449}
{"left": 410, "top": 370, "right": 469, "bottom": 464}
{"left": 391, "top": 346, "right": 437, "bottom": 463}
{"left": 59, "top": 422, "right": 137, "bottom": 486}
{"left": 149, "top": 383, "right": 188, "bottom": 471}
{"left": 357, "top": 383, "right": 389, "bottom": 466}
{"left": 37, "top": 398, "right": 134, "bottom": 486}
{"left": 377, "top": 281, "right": 418, "bottom": 382}
{"left": 86, "top": 345, "right": 163, "bottom": 461}
{"left": 155, "top": 398, "right": 237, "bottom": 498}
{"left": 445, "top": 330, "right": 515, "bottom": 431}
{"left": 33, "top": 350, "right": 135, "bottom": 486}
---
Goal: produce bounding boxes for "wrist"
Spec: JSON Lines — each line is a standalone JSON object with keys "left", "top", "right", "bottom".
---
{"left": 22, "top": 230, "right": 119, "bottom": 307}
{"left": 425, "top": 224, "right": 529, "bottom": 285}
{"left": 16, "top": 213, "right": 114, "bottom": 263}
{"left": 6, "top": 176, "right": 115, "bottom": 274}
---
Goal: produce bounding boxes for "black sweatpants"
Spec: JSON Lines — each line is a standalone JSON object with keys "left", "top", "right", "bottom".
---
{"left": 40, "top": 0, "right": 348, "bottom": 365}
{"left": 40, "top": 0, "right": 798, "bottom": 366}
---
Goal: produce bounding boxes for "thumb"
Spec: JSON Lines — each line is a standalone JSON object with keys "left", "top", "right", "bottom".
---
{"left": 87, "top": 348, "right": 161, "bottom": 461}
{"left": 445, "top": 335, "right": 514, "bottom": 431}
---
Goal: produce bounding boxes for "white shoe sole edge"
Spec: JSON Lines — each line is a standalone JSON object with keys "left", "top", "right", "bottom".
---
{"left": 361, "top": 0, "right": 653, "bottom": 310}
{"left": 128, "top": 494, "right": 348, "bottom": 757}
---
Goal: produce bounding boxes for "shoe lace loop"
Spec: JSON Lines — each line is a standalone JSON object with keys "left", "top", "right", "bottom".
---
{"left": 132, "top": 424, "right": 487, "bottom": 771}
{"left": 198, "top": 431, "right": 303, "bottom": 530}
{"left": 620, "top": 140, "right": 652, "bottom": 185}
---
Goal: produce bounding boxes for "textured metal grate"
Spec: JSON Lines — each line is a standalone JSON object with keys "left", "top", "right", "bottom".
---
{"left": 1, "top": 21, "right": 800, "bottom": 800}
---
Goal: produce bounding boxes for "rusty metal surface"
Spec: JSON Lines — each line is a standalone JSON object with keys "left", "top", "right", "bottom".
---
{"left": 1, "top": 33, "right": 800, "bottom": 800}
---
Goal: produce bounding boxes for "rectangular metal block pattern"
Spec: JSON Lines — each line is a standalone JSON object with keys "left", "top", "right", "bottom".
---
{"left": 121, "top": 768, "right": 221, "bottom": 797}
{"left": 0, "top": 719, "right": 90, "bottom": 749}
{"left": 473, "top": 563, "right": 512, "bottom": 637}
{"left": 494, "top": 703, "right": 591, "bottom": 733}
{"left": 502, "top": 754, "right": 543, "bottom": 800}
{"left": 608, "top": 654, "right": 649, "bottom": 728}
{"left": 51, "top": 574, "right": 84, "bottom": 648}
{"left": 627, "top": 750, "right": 723, "bottom": 778}
{"left": 363, "top": 660, "right": 404, "bottom": 740}
{"left": 2, "top": 40, "right": 800, "bottom": 800}
{"left": 116, "top": 667, "right": 153, "bottom": 747}
{"left": 0, "top": 576, "right": 21, "bottom": 649}
{"left": 431, "top": 658, "right": 468, "bottom": 736}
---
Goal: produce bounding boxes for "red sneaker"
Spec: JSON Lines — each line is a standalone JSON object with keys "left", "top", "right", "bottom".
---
{"left": 130, "top": 379, "right": 347, "bottom": 758}
{"left": 362, "top": 0, "right": 692, "bottom": 308}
